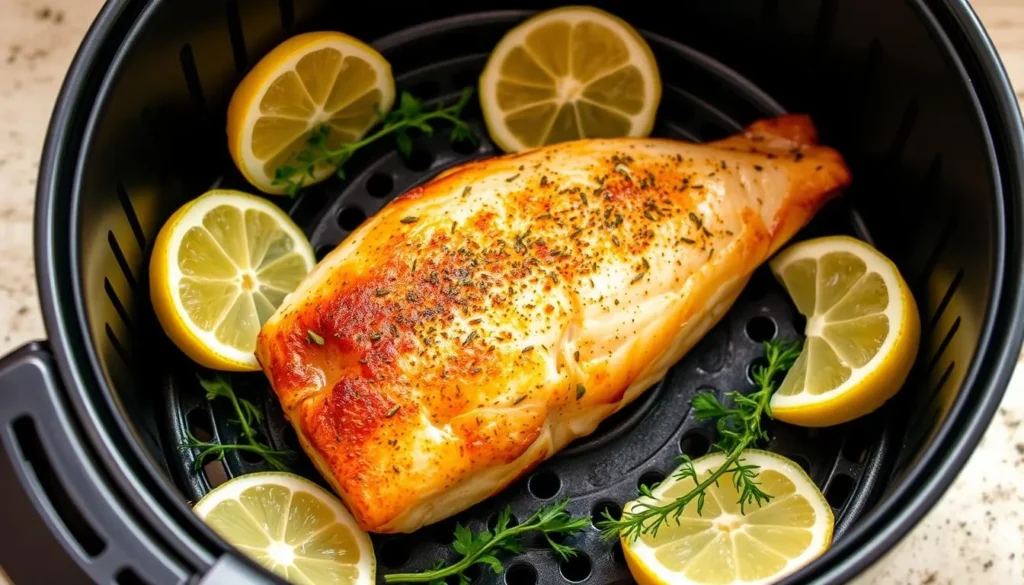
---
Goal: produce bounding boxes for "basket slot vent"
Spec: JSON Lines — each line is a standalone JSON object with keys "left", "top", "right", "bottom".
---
{"left": 790, "top": 454, "right": 812, "bottom": 475}
{"left": 115, "top": 183, "right": 146, "bottom": 251}
{"left": 931, "top": 361, "right": 956, "bottom": 404}
{"left": 104, "top": 278, "right": 133, "bottom": 331}
{"left": 225, "top": 0, "right": 248, "bottom": 74}
{"left": 916, "top": 213, "right": 957, "bottom": 291}
{"left": 178, "top": 44, "right": 206, "bottom": 116}
{"left": 927, "top": 268, "right": 964, "bottom": 331}
{"left": 825, "top": 473, "right": 855, "bottom": 509}
{"left": 810, "top": 0, "right": 839, "bottom": 60}
{"left": 885, "top": 98, "right": 920, "bottom": 166}
{"left": 115, "top": 567, "right": 150, "bottom": 585}
{"left": 927, "top": 316, "right": 961, "bottom": 374}
{"left": 105, "top": 324, "right": 131, "bottom": 369}
{"left": 11, "top": 417, "right": 107, "bottom": 557}
{"left": 107, "top": 231, "right": 138, "bottom": 292}
{"left": 278, "top": 0, "right": 294, "bottom": 29}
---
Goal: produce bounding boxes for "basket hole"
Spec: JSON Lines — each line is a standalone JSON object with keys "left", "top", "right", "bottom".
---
{"left": 842, "top": 430, "right": 871, "bottom": 464}
{"left": 680, "top": 432, "right": 711, "bottom": 458}
{"left": 504, "top": 563, "right": 537, "bottom": 585}
{"left": 611, "top": 542, "right": 626, "bottom": 566}
{"left": 592, "top": 501, "right": 621, "bottom": 527}
{"left": 410, "top": 79, "right": 441, "bottom": 100}
{"left": 638, "top": 470, "right": 665, "bottom": 492}
{"left": 698, "top": 121, "right": 729, "bottom": 142}
{"left": 791, "top": 455, "right": 812, "bottom": 475}
{"left": 528, "top": 471, "right": 561, "bottom": 500}
{"left": 487, "top": 511, "right": 519, "bottom": 533}
{"left": 404, "top": 149, "right": 435, "bottom": 172}
{"left": 559, "top": 552, "right": 592, "bottom": 582}
{"left": 187, "top": 409, "right": 213, "bottom": 442}
{"left": 747, "top": 357, "right": 768, "bottom": 385}
{"left": 826, "top": 474, "right": 855, "bottom": 509}
{"left": 366, "top": 173, "right": 395, "bottom": 198}
{"left": 379, "top": 538, "right": 411, "bottom": 568}
{"left": 316, "top": 244, "right": 334, "bottom": 261}
{"left": 338, "top": 206, "right": 367, "bottom": 231}
{"left": 745, "top": 316, "right": 777, "bottom": 343}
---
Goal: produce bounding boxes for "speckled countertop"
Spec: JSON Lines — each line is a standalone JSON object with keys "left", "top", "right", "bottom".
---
{"left": 0, "top": 0, "right": 1021, "bottom": 583}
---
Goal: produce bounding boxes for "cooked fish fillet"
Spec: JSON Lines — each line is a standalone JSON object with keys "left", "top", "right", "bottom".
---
{"left": 255, "top": 114, "right": 851, "bottom": 533}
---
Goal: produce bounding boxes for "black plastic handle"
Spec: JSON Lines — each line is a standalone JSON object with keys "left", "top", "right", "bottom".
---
{"left": 0, "top": 342, "right": 189, "bottom": 584}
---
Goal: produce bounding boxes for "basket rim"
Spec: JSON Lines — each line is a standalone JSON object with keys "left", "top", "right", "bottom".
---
{"left": 30, "top": 1, "right": 1024, "bottom": 584}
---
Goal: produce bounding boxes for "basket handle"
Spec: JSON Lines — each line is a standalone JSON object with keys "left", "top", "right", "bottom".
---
{"left": 0, "top": 342, "right": 190, "bottom": 584}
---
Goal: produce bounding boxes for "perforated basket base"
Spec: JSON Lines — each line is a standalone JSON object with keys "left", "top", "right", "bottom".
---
{"left": 162, "top": 12, "right": 892, "bottom": 585}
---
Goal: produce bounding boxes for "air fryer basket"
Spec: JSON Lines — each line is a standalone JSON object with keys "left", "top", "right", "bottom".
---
{"left": 1, "top": 1, "right": 1022, "bottom": 584}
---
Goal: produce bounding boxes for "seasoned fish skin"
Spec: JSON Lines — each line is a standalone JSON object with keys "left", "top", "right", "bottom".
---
{"left": 255, "top": 114, "right": 851, "bottom": 533}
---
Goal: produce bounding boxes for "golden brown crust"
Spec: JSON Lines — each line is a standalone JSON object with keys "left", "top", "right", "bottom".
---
{"left": 255, "top": 115, "right": 852, "bottom": 532}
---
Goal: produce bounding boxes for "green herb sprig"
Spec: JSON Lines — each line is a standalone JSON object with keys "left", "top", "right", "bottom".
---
{"left": 384, "top": 500, "right": 589, "bottom": 584}
{"left": 180, "top": 375, "right": 294, "bottom": 471}
{"left": 597, "top": 339, "right": 802, "bottom": 542}
{"left": 273, "top": 87, "right": 477, "bottom": 196}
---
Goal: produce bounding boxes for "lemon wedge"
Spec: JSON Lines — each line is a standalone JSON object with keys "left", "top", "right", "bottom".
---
{"left": 227, "top": 31, "right": 395, "bottom": 194}
{"left": 479, "top": 6, "right": 661, "bottom": 152}
{"left": 621, "top": 450, "right": 833, "bottom": 585}
{"left": 194, "top": 472, "right": 375, "bottom": 585}
{"left": 769, "top": 236, "right": 920, "bottom": 427}
{"left": 149, "top": 189, "right": 315, "bottom": 371}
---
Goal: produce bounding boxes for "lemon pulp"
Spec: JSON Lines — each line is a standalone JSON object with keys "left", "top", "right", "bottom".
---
{"left": 480, "top": 7, "right": 661, "bottom": 152}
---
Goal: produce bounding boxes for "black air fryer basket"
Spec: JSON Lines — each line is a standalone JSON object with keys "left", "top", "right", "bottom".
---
{"left": 2, "top": 1, "right": 1023, "bottom": 584}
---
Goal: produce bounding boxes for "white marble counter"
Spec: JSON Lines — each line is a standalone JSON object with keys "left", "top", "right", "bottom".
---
{"left": 0, "top": 0, "right": 1020, "bottom": 583}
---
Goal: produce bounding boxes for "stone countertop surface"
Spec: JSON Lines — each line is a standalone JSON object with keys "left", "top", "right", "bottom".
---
{"left": 0, "top": 0, "right": 1021, "bottom": 583}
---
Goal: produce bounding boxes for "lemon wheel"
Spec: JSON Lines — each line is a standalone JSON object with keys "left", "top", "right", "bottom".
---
{"left": 621, "top": 450, "right": 833, "bottom": 585}
{"left": 479, "top": 6, "right": 661, "bottom": 152}
{"left": 194, "top": 472, "right": 375, "bottom": 585}
{"left": 149, "top": 189, "right": 315, "bottom": 371}
{"left": 769, "top": 236, "right": 921, "bottom": 427}
{"left": 227, "top": 31, "right": 396, "bottom": 194}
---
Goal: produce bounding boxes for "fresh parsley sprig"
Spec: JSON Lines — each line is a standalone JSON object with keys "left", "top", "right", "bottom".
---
{"left": 384, "top": 500, "right": 589, "bottom": 584}
{"left": 597, "top": 339, "right": 802, "bottom": 542}
{"left": 180, "top": 375, "right": 294, "bottom": 471}
{"left": 273, "top": 87, "right": 477, "bottom": 196}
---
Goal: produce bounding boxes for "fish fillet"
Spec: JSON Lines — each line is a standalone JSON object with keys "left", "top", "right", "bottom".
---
{"left": 255, "top": 114, "right": 852, "bottom": 533}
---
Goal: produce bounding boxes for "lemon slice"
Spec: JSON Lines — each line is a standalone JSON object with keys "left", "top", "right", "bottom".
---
{"left": 479, "top": 6, "right": 661, "bottom": 152}
{"left": 149, "top": 189, "right": 315, "bottom": 371}
{"left": 621, "top": 450, "right": 833, "bottom": 585}
{"left": 768, "top": 236, "right": 920, "bottom": 427}
{"left": 227, "top": 31, "right": 396, "bottom": 194}
{"left": 194, "top": 472, "right": 374, "bottom": 585}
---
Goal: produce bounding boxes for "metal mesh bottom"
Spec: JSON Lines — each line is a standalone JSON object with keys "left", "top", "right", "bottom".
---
{"left": 161, "top": 13, "right": 892, "bottom": 585}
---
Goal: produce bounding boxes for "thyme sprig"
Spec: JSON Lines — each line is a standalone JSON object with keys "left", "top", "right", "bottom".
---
{"left": 597, "top": 339, "right": 802, "bottom": 542}
{"left": 384, "top": 500, "right": 589, "bottom": 584}
{"left": 273, "top": 87, "right": 477, "bottom": 196}
{"left": 180, "top": 375, "right": 294, "bottom": 471}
